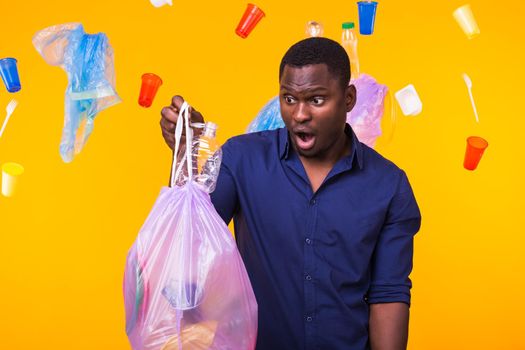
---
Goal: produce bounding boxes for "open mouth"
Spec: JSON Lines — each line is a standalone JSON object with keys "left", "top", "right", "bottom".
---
{"left": 294, "top": 131, "right": 316, "bottom": 151}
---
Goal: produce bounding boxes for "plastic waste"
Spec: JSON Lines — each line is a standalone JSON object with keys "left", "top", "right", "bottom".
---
{"left": 305, "top": 21, "right": 324, "bottom": 37}
{"left": 462, "top": 73, "right": 479, "bottom": 123}
{"left": 395, "top": 84, "right": 422, "bottom": 116}
{"left": 246, "top": 96, "right": 284, "bottom": 133}
{"left": 32, "top": 23, "right": 121, "bottom": 163}
{"left": 464, "top": 136, "right": 488, "bottom": 170}
{"left": 1, "top": 162, "right": 24, "bottom": 198}
{"left": 453, "top": 4, "right": 480, "bottom": 39}
{"left": 0, "top": 99, "right": 18, "bottom": 140}
{"left": 124, "top": 102, "right": 258, "bottom": 350}
{"left": 341, "top": 22, "right": 360, "bottom": 80}
{"left": 235, "top": 3, "right": 265, "bottom": 38}
{"left": 139, "top": 73, "right": 163, "bottom": 108}
{"left": 357, "top": 1, "right": 378, "bottom": 35}
{"left": 0, "top": 58, "right": 22, "bottom": 93}
{"left": 347, "top": 74, "right": 391, "bottom": 148}
{"left": 150, "top": 0, "right": 172, "bottom": 7}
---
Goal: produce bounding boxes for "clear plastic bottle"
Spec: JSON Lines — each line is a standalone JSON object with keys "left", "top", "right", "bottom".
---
{"left": 193, "top": 122, "right": 222, "bottom": 193}
{"left": 341, "top": 22, "right": 360, "bottom": 80}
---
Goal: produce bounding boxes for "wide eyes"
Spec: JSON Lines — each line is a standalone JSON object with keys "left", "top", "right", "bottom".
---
{"left": 284, "top": 95, "right": 296, "bottom": 104}
{"left": 282, "top": 95, "right": 325, "bottom": 106}
{"left": 311, "top": 97, "right": 325, "bottom": 105}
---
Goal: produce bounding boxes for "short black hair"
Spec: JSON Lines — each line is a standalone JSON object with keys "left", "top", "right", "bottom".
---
{"left": 279, "top": 37, "right": 350, "bottom": 90}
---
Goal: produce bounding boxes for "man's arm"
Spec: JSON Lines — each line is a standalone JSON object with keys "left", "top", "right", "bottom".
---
{"left": 367, "top": 170, "right": 421, "bottom": 349}
{"left": 369, "top": 302, "right": 409, "bottom": 350}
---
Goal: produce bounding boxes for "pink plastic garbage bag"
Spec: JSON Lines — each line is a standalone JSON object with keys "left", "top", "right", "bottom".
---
{"left": 124, "top": 102, "right": 258, "bottom": 350}
{"left": 346, "top": 73, "right": 390, "bottom": 148}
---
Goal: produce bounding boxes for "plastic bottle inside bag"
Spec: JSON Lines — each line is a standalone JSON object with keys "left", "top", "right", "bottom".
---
{"left": 193, "top": 121, "right": 222, "bottom": 193}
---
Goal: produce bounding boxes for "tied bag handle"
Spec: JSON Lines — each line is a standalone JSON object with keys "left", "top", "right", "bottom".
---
{"left": 170, "top": 102, "right": 205, "bottom": 187}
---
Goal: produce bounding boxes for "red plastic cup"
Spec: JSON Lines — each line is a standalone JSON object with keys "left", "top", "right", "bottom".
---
{"left": 463, "top": 136, "right": 488, "bottom": 171}
{"left": 235, "top": 3, "right": 265, "bottom": 39}
{"left": 139, "top": 73, "right": 163, "bottom": 108}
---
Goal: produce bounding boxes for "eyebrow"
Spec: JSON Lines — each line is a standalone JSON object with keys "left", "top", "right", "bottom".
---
{"left": 280, "top": 85, "right": 329, "bottom": 93}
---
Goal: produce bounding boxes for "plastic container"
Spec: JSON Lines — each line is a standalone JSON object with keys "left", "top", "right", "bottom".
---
{"left": 341, "top": 22, "right": 360, "bottom": 80}
{"left": 395, "top": 84, "right": 422, "bottom": 116}
{"left": 357, "top": 1, "right": 378, "bottom": 35}
{"left": 305, "top": 21, "right": 324, "bottom": 37}
{"left": 464, "top": 136, "right": 488, "bottom": 170}
{"left": 139, "top": 73, "right": 163, "bottom": 108}
{"left": 453, "top": 4, "right": 480, "bottom": 39}
{"left": 235, "top": 3, "right": 265, "bottom": 38}
{"left": 1, "top": 162, "right": 24, "bottom": 197}
{"left": 0, "top": 58, "right": 21, "bottom": 93}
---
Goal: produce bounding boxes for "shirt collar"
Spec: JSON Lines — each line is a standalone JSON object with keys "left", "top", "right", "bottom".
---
{"left": 278, "top": 123, "right": 364, "bottom": 170}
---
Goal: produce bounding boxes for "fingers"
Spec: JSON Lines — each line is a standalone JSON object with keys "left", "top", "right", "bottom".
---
{"left": 161, "top": 95, "right": 207, "bottom": 151}
{"left": 190, "top": 107, "right": 204, "bottom": 124}
{"left": 161, "top": 106, "right": 178, "bottom": 125}
{"left": 171, "top": 95, "right": 185, "bottom": 111}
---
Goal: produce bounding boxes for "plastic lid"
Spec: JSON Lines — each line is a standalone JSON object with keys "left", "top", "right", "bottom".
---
{"left": 203, "top": 122, "right": 218, "bottom": 138}
{"left": 342, "top": 22, "right": 355, "bottom": 29}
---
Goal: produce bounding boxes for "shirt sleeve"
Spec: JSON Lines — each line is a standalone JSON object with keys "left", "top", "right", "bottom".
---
{"left": 367, "top": 170, "right": 421, "bottom": 306}
{"left": 210, "top": 141, "right": 239, "bottom": 225}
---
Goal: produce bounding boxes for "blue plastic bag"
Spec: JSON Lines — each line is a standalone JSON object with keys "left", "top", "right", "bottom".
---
{"left": 33, "top": 23, "right": 121, "bottom": 162}
{"left": 246, "top": 96, "right": 285, "bottom": 133}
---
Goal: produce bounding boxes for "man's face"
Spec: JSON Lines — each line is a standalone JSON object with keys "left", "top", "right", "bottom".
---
{"left": 279, "top": 63, "right": 355, "bottom": 159}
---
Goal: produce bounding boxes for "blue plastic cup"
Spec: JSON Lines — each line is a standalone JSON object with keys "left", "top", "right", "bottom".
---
{"left": 357, "top": 1, "right": 378, "bottom": 35}
{"left": 0, "top": 58, "right": 21, "bottom": 93}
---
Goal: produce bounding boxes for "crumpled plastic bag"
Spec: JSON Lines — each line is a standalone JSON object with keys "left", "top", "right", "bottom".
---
{"left": 246, "top": 96, "right": 284, "bottom": 133}
{"left": 32, "top": 23, "right": 121, "bottom": 163}
{"left": 124, "top": 102, "right": 258, "bottom": 350}
{"left": 347, "top": 74, "right": 389, "bottom": 148}
{"left": 246, "top": 74, "right": 393, "bottom": 148}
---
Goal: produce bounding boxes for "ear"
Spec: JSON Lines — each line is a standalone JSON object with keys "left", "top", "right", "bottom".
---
{"left": 345, "top": 84, "right": 357, "bottom": 113}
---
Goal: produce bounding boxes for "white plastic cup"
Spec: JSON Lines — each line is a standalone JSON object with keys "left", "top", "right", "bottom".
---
{"left": 453, "top": 4, "right": 480, "bottom": 39}
{"left": 150, "top": 0, "right": 172, "bottom": 8}
{"left": 395, "top": 84, "right": 423, "bottom": 116}
{"left": 2, "top": 162, "right": 24, "bottom": 197}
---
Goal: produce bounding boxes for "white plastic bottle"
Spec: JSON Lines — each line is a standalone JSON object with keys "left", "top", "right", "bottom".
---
{"left": 341, "top": 22, "right": 360, "bottom": 80}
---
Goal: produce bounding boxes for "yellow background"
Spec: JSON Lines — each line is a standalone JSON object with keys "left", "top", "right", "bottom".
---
{"left": 0, "top": 0, "right": 524, "bottom": 348}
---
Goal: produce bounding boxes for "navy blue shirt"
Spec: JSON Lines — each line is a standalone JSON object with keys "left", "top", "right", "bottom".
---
{"left": 210, "top": 125, "right": 421, "bottom": 350}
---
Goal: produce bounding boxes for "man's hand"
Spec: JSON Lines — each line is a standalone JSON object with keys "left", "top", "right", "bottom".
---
{"left": 369, "top": 302, "right": 409, "bottom": 350}
{"left": 160, "top": 95, "right": 205, "bottom": 151}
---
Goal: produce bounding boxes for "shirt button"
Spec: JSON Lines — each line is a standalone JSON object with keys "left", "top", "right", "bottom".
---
{"left": 305, "top": 238, "right": 312, "bottom": 245}
{"left": 305, "top": 275, "right": 312, "bottom": 281}
{"left": 306, "top": 316, "right": 313, "bottom": 322}
{"left": 309, "top": 199, "right": 316, "bottom": 205}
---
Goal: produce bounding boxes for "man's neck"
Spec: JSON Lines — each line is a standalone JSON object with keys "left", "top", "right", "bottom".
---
{"left": 298, "top": 132, "right": 351, "bottom": 193}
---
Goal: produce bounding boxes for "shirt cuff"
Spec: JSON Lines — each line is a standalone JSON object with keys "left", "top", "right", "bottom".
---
{"left": 366, "top": 284, "right": 411, "bottom": 306}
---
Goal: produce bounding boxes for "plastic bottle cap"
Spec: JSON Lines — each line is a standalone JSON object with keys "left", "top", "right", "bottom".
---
{"left": 342, "top": 22, "right": 355, "bottom": 29}
{"left": 203, "top": 121, "right": 218, "bottom": 138}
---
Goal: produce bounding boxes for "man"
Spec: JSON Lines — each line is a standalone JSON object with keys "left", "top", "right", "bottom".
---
{"left": 160, "top": 38, "right": 421, "bottom": 350}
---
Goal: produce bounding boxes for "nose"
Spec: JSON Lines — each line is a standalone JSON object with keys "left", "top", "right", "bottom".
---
{"left": 293, "top": 102, "right": 311, "bottom": 123}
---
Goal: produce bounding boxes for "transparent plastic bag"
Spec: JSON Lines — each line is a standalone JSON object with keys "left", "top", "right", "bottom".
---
{"left": 124, "top": 102, "right": 258, "bottom": 350}
{"left": 32, "top": 23, "right": 121, "bottom": 162}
